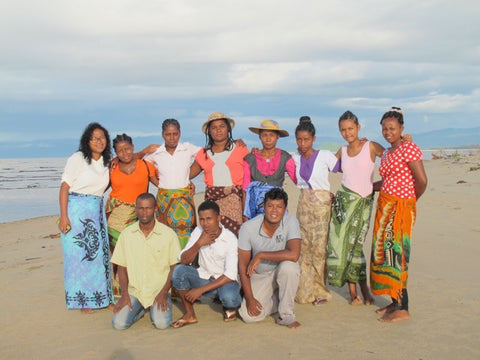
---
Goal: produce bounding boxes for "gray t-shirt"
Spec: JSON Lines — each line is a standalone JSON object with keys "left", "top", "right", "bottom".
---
{"left": 238, "top": 214, "right": 301, "bottom": 274}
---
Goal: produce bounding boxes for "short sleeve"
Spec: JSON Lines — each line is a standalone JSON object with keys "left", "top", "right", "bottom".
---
{"left": 111, "top": 233, "right": 127, "bottom": 267}
{"left": 145, "top": 160, "right": 156, "bottom": 177}
{"left": 168, "top": 231, "right": 181, "bottom": 266}
{"left": 401, "top": 142, "right": 422, "bottom": 163}
{"left": 61, "top": 152, "right": 83, "bottom": 186}
{"left": 286, "top": 216, "right": 301, "bottom": 240}
{"left": 238, "top": 224, "right": 252, "bottom": 251}
{"left": 326, "top": 151, "right": 339, "bottom": 171}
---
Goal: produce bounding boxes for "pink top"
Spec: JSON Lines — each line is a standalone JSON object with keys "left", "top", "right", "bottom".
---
{"left": 341, "top": 141, "right": 375, "bottom": 198}
{"left": 195, "top": 144, "right": 250, "bottom": 187}
{"left": 379, "top": 141, "right": 422, "bottom": 198}
{"left": 242, "top": 149, "right": 297, "bottom": 189}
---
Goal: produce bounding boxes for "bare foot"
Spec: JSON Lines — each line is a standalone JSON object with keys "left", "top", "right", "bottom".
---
{"left": 351, "top": 296, "right": 364, "bottom": 306}
{"left": 375, "top": 302, "right": 396, "bottom": 315}
{"left": 364, "top": 296, "right": 375, "bottom": 306}
{"left": 80, "top": 308, "right": 94, "bottom": 314}
{"left": 286, "top": 321, "right": 301, "bottom": 330}
{"left": 378, "top": 310, "right": 410, "bottom": 323}
{"left": 172, "top": 316, "right": 198, "bottom": 328}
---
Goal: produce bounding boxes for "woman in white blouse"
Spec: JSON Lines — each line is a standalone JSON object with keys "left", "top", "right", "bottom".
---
{"left": 58, "top": 122, "right": 114, "bottom": 313}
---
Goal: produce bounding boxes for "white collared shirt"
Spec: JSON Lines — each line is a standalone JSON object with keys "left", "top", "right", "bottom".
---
{"left": 144, "top": 142, "right": 201, "bottom": 189}
{"left": 179, "top": 225, "right": 238, "bottom": 281}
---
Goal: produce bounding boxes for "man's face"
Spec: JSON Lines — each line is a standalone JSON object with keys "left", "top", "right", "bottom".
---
{"left": 136, "top": 198, "right": 156, "bottom": 225}
{"left": 263, "top": 198, "right": 286, "bottom": 225}
{"left": 198, "top": 209, "right": 221, "bottom": 234}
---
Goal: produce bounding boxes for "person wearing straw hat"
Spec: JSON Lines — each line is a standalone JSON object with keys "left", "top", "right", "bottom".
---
{"left": 189, "top": 112, "right": 250, "bottom": 236}
{"left": 242, "top": 119, "right": 296, "bottom": 220}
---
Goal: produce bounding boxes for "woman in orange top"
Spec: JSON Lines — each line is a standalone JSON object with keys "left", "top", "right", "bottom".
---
{"left": 106, "top": 133, "right": 158, "bottom": 295}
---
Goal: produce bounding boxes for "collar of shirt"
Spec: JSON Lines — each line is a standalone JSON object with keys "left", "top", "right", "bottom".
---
{"left": 258, "top": 215, "right": 286, "bottom": 239}
{"left": 131, "top": 220, "right": 168, "bottom": 238}
{"left": 155, "top": 142, "right": 190, "bottom": 154}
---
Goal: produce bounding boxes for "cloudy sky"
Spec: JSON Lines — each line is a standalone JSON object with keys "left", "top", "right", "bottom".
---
{"left": 1, "top": 0, "right": 479, "bottom": 157}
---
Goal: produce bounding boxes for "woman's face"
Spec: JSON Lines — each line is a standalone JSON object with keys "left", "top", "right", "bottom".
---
{"left": 89, "top": 128, "right": 107, "bottom": 157}
{"left": 381, "top": 117, "right": 404, "bottom": 146}
{"left": 208, "top": 119, "right": 228, "bottom": 143}
{"left": 339, "top": 119, "right": 360, "bottom": 144}
{"left": 162, "top": 124, "right": 181, "bottom": 150}
{"left": 114, "top": 141, "right": 134, "bottom": 164}
{"left": 296, "top": 130, "right": 315, "bottom": 156}
{"left": 259, "top": 130, "right": 279, "bottom": 150}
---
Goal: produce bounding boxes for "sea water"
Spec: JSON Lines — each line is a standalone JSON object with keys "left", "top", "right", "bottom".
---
{"left": 0, "top": 157, "right": 206, "bottom": 223}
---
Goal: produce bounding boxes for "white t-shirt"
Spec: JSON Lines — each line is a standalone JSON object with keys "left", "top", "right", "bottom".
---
{"left": 179, "top": 225, "right": 238, "bottom": 281}
{"left": 292, "top": 150, "right": 337, "bottom": 191}
{"left": 144, "top": 142, "right": 200, "bottom": 189}
{"left": 61, "top": 151, "right": 109, "bottom": 196}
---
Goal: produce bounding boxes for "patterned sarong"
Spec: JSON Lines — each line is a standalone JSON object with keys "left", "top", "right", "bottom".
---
{"left": 61, "top": 192, "right": 113, "bottom": 309}
{"left": 327, "top": 185, "right": 374, "bottom": 287}
{"left": 295, "top": 189, "right": 332, "bottom": 303}
{"left": 370, "top": 191, "right": 416, "bottom": 301}
{"left": 243, "top": 181, "right": 279, "bottom": 219}
{"left": 156, "top": 187, "right": 196, "bottom": 249}
{"left": 205, "top": 185, "right": 243, "bottom": 236}
{"left": 105, "top": 197, "right": 137, "bottom": 296}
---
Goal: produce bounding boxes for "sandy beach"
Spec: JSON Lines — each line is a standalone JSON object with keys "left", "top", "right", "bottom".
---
{"left": 1, "top": 153, "right": 479, "bottom": 359}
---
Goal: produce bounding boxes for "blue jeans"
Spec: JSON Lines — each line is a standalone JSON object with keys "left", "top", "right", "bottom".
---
{"left": 172, "top": 265, "right": 242, "bottom": 309}
{"left": 111, "top": 294, "right": 172, "bottom": 330}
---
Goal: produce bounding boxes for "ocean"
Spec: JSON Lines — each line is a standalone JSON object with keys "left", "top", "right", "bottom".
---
{"left": 0, "top": 148, "right": 474, "bottom": 223}
{"left": 0, "top": 157, "right": 206, "bottom": 223}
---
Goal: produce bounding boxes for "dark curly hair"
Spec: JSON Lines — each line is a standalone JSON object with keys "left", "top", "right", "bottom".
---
{"left": 78, "top": 122, "right": 112, "bottom": 167}
{"left": 113, "top": 133, "right": 133, "bottom": 152}
{"left": 264, "top": 188, "right": 288, "bottom": 207}
{"left": 203, "top": 118, "right": 234, "bottom": 157}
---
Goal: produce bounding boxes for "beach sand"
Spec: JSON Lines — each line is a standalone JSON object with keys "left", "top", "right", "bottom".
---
{"left": 1, "top": 153, "right": 479, "bottom": 359}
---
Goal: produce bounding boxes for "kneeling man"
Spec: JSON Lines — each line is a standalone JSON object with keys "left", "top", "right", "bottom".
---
{"left": 238, "top": 188, "right": 301, "bottom": 329}
{"left": 171, "top": 200, "right": 242, "bottom": 327}
{"left": 111, "top": 193, "right": 180, "bottom": 330}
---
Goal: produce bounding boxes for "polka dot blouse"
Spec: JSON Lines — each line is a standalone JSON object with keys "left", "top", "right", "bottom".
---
{"left": 379, "top": 141, "right": 423, "bottom": 198}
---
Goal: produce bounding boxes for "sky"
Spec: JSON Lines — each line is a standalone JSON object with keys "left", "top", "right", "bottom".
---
{"left": 1, "top": 0, "right": 479, "bottom": 157}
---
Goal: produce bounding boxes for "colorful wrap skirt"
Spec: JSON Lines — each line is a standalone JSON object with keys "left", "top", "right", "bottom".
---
{"left": 327, "top": 185, "right": 374, "bottom": 287}
{"left": 61, "top": 192, "right": 113, "bottom": 309}
{"left": 295, "top": 189, "right": 332, "bottom": 303}
{"left": 370, "top": 191, "right": 416, "bottom": 301}
{"left": 105, "top": 197, "right": 137, "bottom": 296}
{"left": 156, "top": 187, "right": 196, "bottom": 249}
{"left": 205, "top": 185, "right": 243, "bottom": 236}
{"left": 243, "top": 181, "right": 279, "bottom": 219}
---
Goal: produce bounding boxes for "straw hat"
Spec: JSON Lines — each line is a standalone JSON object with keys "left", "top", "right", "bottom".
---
{"left": 202, "top": 112, "right": 236, "bottom": 134}
{"left": 248, "top": 119, "right": 289, "bottom": 137}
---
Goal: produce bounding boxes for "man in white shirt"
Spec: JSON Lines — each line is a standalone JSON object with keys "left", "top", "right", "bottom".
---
{"left": 171, "top": 200, "right": 241, "bottom": 328}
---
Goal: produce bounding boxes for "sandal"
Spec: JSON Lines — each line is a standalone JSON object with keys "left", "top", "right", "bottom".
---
{"left": 312, "top": 298, "right": 327, "bottom": 306}
{"left": 223, "top": 308, "right": 237, "bottom": 322}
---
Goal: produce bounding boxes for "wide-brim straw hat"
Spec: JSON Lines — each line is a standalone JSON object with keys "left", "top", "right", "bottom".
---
{"left": 202, "top": 112, "right": 236, "bottom": 134}
{"left": 248, "top": 119, "right": 289, "bottom": 137}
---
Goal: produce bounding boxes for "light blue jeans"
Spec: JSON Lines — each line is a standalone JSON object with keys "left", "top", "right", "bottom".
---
{"left": 111, "top": 294, "right": 172, "bottom": 330}
{"left": 172, "top": 264, "right": 242, "bottom": 309}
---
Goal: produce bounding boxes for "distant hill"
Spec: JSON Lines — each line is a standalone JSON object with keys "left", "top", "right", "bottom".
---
{"left": 411, "top": 127, "right": 480, "bottom": 149}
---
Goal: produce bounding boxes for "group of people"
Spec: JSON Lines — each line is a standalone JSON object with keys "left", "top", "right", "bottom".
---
{"left": 57, "top": 107, "right": 427, "bottom": 328}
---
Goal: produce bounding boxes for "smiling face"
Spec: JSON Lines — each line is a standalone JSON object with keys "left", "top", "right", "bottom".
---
{"left": 263, "top": 198, "right": 287, "bottom": 226}
{"left": 89, "top": 128, "right": 107, "bottom": 159}
{"left": 339, "top": 119, "right": 360, "bottom": 144}
{"left": 259, "top": 130, "right": 280, "bottom": 150}
{"left": 162, "top": 124, "right": 181, "bottom": 150}
{"left": 295, "top": 130, "right": 315, "bottom": 156}
{"left": 114, "top": 141, "right": 134, "bottom": 164}
{"left": 381, "top": 117, "right": 404, "bottom": 147}
{"left": 208, "top": 119, "right": 229, "bottom": 143}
